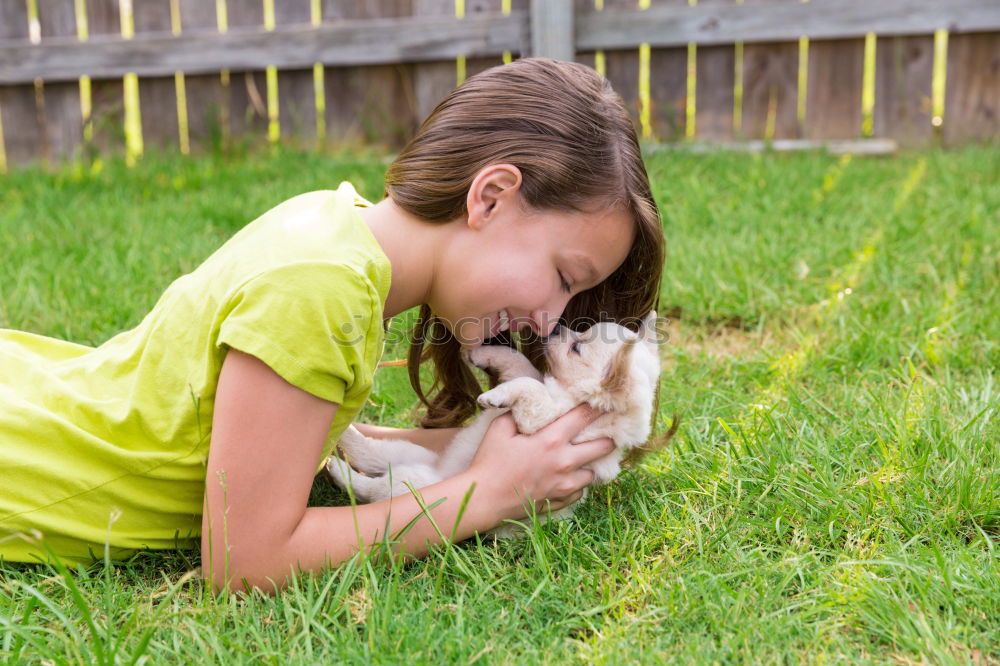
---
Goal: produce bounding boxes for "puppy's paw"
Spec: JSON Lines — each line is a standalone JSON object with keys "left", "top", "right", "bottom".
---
{"left": 459, "top": 345, "right": 477, "bottom": 367}
{"left": 465, "top": 344, "right": 518, "bottom": 371}
{"left": 477, "top": 388, "right": 510, "bottom": 410}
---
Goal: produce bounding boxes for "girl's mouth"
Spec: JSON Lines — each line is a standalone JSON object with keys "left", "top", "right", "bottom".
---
{"left": 490, "top": 309, "right": 510, "bottom": 337}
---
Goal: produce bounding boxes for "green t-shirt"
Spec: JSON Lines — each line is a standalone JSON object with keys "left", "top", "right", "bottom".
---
{"left": 0, "top": 182, "right": 391, "bottom": 564}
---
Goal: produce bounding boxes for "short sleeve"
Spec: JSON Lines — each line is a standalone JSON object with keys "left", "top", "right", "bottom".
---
{"left": 216, "top": 262, "right": 377, "bottom": 404}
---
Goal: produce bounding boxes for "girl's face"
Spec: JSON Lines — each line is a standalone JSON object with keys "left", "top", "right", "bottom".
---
{"left": 430, "top": 175, "right": 636, "bottom": 347}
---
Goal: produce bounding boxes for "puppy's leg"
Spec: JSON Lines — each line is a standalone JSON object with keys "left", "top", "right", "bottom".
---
{"left": 478, "top": 377, "right": 561, "bottom": 434}
{"left": 325, "top": 456, "right": 391, "bottom": 503}
{"left": 377, "top": 438, "right": 440, "bottom": 467}
{"left": 337, "top": 425, "right": 388, "bottom": 475}
{"left": 338, "top": 426, "right": 439, "bottom": 475}
{"left": 464, "top": 345, "right": 543, "bottom": 382}
{"left": 586, "top": 449, "right": 624, "bottom": 484}
{"left": 327, "top": 455, "right": 445, "bottom": 504}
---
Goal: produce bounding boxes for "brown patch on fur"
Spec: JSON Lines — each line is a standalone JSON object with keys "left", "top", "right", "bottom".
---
{"left": 623, "top": 413, "right": 680, "bottom": 467}
{"left": 601, "top": 338, "right": 637, "bottom": 395}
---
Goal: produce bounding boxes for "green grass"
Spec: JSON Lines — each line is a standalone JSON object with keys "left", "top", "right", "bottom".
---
{"left": 1, "top": 144, "right": 998, "bottom": 664}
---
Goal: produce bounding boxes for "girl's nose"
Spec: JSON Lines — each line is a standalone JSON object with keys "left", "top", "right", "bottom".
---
{"left": 529, "top": 312, "right": 561, "bottom": 337}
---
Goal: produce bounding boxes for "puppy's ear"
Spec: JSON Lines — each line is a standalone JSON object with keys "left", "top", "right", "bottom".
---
{"left": 639, "top": 310, "right": 658, "bottom": 345}
{"left": 601, "top": 338, "right": 637, "bottom": 394}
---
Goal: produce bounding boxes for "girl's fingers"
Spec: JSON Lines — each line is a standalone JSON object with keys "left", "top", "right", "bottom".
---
{"left": 538, "top": 403, "right": 599, "bottom": 442}
{"left": 567, "top": 437, "right": 616, "bottom": 468}
{"left": 548, "top": 489, "right": 586, "bottom": 509}
{"left": 487, "top": 412, "right": 518, "bottom": 437}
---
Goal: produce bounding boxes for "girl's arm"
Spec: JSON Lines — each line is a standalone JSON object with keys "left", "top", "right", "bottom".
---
{"left": 351, "top": 422, "right": 462, "bottom": 454}
{"left": 203, "top": 349, "right": 611, "bottom": 595}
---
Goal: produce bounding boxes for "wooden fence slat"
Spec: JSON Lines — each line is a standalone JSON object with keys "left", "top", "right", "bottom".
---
{"left": 133, "top": 0, "right": 179, "bottom": 154}
{"left": 0, "top": 0, "right": 42, "bottom": 168}
{"left": 37, "top": 0, "right": 84, "bottom": 165}
{"left": 85, "top": 0, "right": 125, "bottom": 160}
{"left": 573, "top": 0, "right": 597, "bottom": 71}
{"left": 740, "top": 0, "right": 799, "bottom": 141}
{"left": 943, "top": 32, "right": 1000, "bottom": 146}
{"left": 177, "top": 0, "right": 228, "bottom": 155}
{"left": 465, "top": 0, "right": 509, "bottom": 79}
{"left": 412, "top": 0, "right": 457, "bottom": 127}
{"left": 530, "top": 0, "right": 573, "bottom": 62}
{"left": 648, "top": 0, "right": 687, "bottom": 142}
{"left": 695, "top": 0, "right": 737, "bottom": 141}
{"left": 740, "top": 40, "right": 799, "bottom": 139}
{"left": 873, "top": 34, "right": 934, "bottom": 147}
{"left": 274, "top": 0, "right": 316, "bottom": 146}
{"left": 225, "top": 0, "right": 267, "bottom": 149}
{"left": 324, "top": 1, "right": 416, "bottom": 150}
{"left": 805, "top": 38, "right": 865, "bottom": 140}
{"left": 601, "top": 0, "right": 642, "bottom": 139}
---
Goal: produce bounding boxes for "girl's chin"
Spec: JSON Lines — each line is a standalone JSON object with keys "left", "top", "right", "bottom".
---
{"left": 446, "top": 321, "right": 489, "bottom": 348}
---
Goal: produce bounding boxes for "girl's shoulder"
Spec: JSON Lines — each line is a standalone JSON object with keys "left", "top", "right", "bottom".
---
{"left": 195, "top": 182, "right": 390, "bottom": 305}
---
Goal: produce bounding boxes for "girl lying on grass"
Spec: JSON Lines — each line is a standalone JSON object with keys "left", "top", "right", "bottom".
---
{"left": 0, "top": 58, "right": 665, "bottom": 594}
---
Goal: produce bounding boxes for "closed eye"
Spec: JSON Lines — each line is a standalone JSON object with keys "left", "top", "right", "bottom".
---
{"left": 570, "top": 341, "right": 581, "bottom": 355}
{"left": 558, "top": 271, "right": 571, "bottom": 294}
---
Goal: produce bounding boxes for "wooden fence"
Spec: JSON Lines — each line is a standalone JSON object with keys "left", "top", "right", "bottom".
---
{"left": 0, "top": 0, "right": 998, "bottom": 171}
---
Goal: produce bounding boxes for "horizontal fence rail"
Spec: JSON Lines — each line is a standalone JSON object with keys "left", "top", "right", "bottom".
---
{"left": 576, "top": 0, "right": 1000, "bottom": 50}
{"left": 0, "top": 12, "right": 530, "bottom": 83}
{"left": 0, "top": 0, "right": 997, "bottom": 173}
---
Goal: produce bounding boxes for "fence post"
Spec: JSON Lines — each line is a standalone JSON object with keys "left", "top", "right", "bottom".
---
{"left": 530, "top": 0, "right": 574, "bottom": 62}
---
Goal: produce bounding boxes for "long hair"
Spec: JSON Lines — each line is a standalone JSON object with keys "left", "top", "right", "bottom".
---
{"left": 384, "top": 58, "right": 665, "bottom": 428}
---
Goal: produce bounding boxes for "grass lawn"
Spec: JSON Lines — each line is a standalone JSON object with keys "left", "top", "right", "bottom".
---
{"left": 1, "top": 144, "right": 997, "bottom": 663}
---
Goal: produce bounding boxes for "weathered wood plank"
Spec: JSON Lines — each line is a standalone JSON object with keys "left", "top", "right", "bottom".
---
{"left": 740, "top": 0, "right": 799, "bottom": 141}
{"left": 805, "top": 38, "right": 865, "bottom": 140}
{"left": 531, "top": 0, "right": 573, "bottom": 61}
{"left": 0, "top": 11, "right": 529, "bottom": 84}
{"left": 648, "top": 0, "right": 687, "bottom": 142}
{"left": 275, "top": 0, "right": 316, "bottom": 146}
{"left": 325, "top": 1, "right": 416, "bottom": 149}
{"left": 695, "top": 0, "right": 737, "bottom": 141}
{"left": 83, "top": 0, "right": 125, "bottom": 161}
{"left": 601, "top": 0, "right": 642, "bottom": 139}
{"left": 464, "top": 0, "right": 510, "bottom": 80}
{"left": 740, "top": 40, "right": 799, "bottom": 139}
{"left": 573, "top": 0, "right": 597, "bottom": 71}
{"left": 873, "top": 35, "right": 934, "bottom": 147}
{"left": 133, "top": 0, "right": 179, "bottom": 154}
{"left": 412, "top": 0, "right": 458, "bottom": 127}
{"left": 943, "top": 32, "right": 1000, "bottom": 145}
{"left": 37, "top": 0, "right": 84, "bottom": 164}
{"left": 177, "top": 0, "right": 228, "bottom": 155}
{"left": 576, "top": 0, "right": 1000, "bottom": 50}
{"left": 225, "top": 0, "right": 267, "bottom": 148}
{"left": 0, "top": 0, "right": 42, "bottom": 168}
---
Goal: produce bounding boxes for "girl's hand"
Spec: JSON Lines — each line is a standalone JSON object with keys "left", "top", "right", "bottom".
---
{"left": 467, "top": 405, "right": 615, "bottom": 522}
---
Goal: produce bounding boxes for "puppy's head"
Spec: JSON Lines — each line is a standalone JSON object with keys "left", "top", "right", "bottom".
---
{"left": 544, "top": 311, "right": 661, "bottom": 414}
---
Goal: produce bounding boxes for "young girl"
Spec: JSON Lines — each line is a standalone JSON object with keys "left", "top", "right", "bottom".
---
{"left": 0, "top": 58, "right": 664, "bottom": 593}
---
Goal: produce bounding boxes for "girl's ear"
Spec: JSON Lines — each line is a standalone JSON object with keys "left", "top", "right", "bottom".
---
{"left": 466, "top": 164, "right": 523, "bottom": 230}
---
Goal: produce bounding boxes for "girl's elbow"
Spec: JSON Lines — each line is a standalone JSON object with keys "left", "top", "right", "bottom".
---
{"left": 200, "top": 538, "right": 288, "bottom": 596}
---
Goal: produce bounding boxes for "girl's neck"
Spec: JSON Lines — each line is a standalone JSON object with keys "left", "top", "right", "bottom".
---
{"left": 359, "top": 197, "right": 453, "bottom": 320}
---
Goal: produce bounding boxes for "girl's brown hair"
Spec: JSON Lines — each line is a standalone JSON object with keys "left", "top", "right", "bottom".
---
{"left": 384, "top": 57, "right": 665, "bottom": 429}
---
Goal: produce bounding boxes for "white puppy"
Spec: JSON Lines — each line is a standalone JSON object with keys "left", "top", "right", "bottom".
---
{"left": 326, "top": 311, "right": 662, "bottom": 534}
